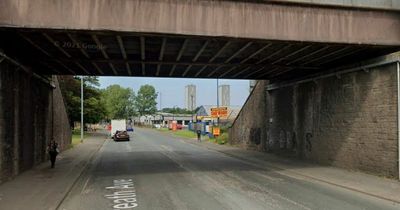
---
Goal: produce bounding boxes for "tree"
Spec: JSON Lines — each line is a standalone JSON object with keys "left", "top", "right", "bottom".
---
{"left": 101, "top": 85, "right": 136, "bottom": 119}
{"left": 58, "top": 76, "right": 107, "bottom": 126}
{"left": 161, "top": 107, "right": 198, "bottom": 114}
{"left": 135, "top": 84, "right": 158, "bottom": 116}
{"left": 59, "top": 76, "right": 80, "bottom": 125}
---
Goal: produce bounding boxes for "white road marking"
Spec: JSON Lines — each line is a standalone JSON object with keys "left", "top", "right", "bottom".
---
{"left": 81, "top": 177, "right": 91, "bottom": 194}
{"left": 249, "top": 171, "right": 284, "bottom": 182}
{"left": 126, "top": 141, "right": 132, "bottom": 152}
{"left": 105, "top": 179, "right": 138, "bottom": 209}
{"left": 160, "top": 145, "right": 173, "bottom": 152}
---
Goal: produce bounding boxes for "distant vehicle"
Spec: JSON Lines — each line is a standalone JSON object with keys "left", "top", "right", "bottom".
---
{"left": 176, "top": 124, "right": 183, "bottom": 130}
{"left": 114, "top": 130, "right": 130, "bottom": 141}
{"left": 127, "top": 123, "right": 134, "bottom": 132}
{"left": 111, "top": 120, "right": 127, "bottom": 138}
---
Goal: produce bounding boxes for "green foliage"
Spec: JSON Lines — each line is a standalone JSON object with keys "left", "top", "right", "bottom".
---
{"left": 135, "top": 84, "right": 158, "bottom": 116}
{"left": 60, "top": 78, "right": 161, "bottom": 125}
{"left": 101, "top": 84, "right": 136, "bottom": 119}
{"left": 59, "top": 76, "right": 107, "bottom": 125}
{"left": 173, "top": 130, "right": 197, "bottom": 138}
{"left": 83, "top": 76, "right": 100, "bottom": 87}
{"left": 70, "top": 129, "right": 88, "bottom": 148}
{"left": 216, "top": 133, "right": 228, "bottom": 144}
{"left": 158, "top": 128, "right": 169, "bottom": 132}
{"left": 161, "top": 107, "right": 198, "bottom": 114}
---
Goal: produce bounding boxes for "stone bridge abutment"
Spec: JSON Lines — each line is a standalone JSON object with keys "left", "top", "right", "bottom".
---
{"left": 0, "top": 55, "right": 71, "bottom": 183}
{"left": 230, "top": 54, "right": 400, "bottom": 179}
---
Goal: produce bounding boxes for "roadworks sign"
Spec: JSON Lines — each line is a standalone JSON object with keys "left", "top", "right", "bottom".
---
{"left": 210, "top": 107, "right": 228, "bottom": 118}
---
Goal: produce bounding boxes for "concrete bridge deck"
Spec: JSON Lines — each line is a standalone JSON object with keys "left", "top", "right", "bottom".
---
{"left": 0, "top": 0, "right": 400, "bottom": 81}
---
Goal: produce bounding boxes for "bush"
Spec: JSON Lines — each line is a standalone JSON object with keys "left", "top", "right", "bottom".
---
{"left": 216, "top": 132, "right": 228, "bottom": 144}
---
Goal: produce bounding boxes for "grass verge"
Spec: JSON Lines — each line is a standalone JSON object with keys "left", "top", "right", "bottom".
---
{"left": 156, "top": 128, "right": 211, "bottom": 140}
{"left": 158, "top": 128, "right": 169, "bottom": 132}
{"left": 209, "top": 132, "right": 228, "bottom": 145}
{"left": 173, "top": 129, "right": 198, "bottom": 138}
{"left": 70, "top": 130, "right": 88, "bottom": 148}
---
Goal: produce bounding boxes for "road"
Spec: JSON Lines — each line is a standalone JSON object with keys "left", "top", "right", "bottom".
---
{"left": 58, "top": 128, "right": 400, "bottom": 210}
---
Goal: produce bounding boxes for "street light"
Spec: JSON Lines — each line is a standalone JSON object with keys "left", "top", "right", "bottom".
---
{"left": 80, "top": 76, "right": 84, "bottom": 143}
{"left": 172, "top": 105, "right": 176, "bottom": 120}
{"left": 158, "top": 92, "right": 162, "bottom": 111}
{"left": 216, "top": 78, "right": 219, "bottom": 125}
{"left": 190, "top": 94, "right": 194, "bottom": 122}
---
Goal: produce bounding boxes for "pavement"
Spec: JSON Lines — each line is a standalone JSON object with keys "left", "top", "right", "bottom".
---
{"left": 0, "top": 132, "right": 106, "bottom": 210}
{"left": 1, "top": 128, "right": 400, "bottom": 210}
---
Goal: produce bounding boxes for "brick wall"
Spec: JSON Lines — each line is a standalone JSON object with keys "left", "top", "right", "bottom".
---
{"left": 230, "top": 64, "right": 399, "bottom": 178}
{"left": 0, "top": 61, "right": 71, "bottom": 183}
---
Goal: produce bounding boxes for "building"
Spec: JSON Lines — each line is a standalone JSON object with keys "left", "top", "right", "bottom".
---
{"left": 185, "top": 84, "right": 196, "bottom": 111}
{"left": 218, "top": 85, "right": 230, "bottom": 106}
{"left": 132, "top": 113, "right": 193, "bottom": 127}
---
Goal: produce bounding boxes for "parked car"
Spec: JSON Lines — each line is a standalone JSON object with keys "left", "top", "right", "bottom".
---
{"left": 176, "top": 124, "right": 183, "bottom": 130}
{"left": 113, "top": 130, "right": 130, "bottom": 141}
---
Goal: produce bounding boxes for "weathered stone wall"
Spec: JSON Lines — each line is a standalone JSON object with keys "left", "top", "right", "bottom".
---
{"left": 230, "top": 64, "right": 399, "bottom": 178}
{"left": 52, "top": 76, "right": 72, "bottom": 152}
{"left": 266, "top": 64, "right": 398, "bottom": 178}
{"left": 229, "top": 80, "right": 268, "bottom": 150}
{"left": 0, "top": 60, "right": 71, "bottom": 183}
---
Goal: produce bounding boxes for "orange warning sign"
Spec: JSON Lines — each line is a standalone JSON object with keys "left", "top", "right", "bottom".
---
{"left": 210, "top": 107, "right": 228, "bottom": 118}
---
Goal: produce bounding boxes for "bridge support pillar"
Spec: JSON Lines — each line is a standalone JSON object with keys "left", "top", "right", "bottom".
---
{"left": 230, "top": 54, "right": 400, "bottom": 178}
{"left": 0, "top": 54, "right": 71, "bottom": 184}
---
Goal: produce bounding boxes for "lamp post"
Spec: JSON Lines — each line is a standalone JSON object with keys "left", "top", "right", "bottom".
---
{"left": 157, "top": 91, "right": 162, "bottom": 111}
{"left": 159, "top": 92, "right": 162, "bottom": 111}
{"left": 190, "top": 94, "right": 194, "bottom": 122}
{"left": 80, "top": 76, "right": 84, "bottom": 143}
{"left": 172, "top": 105, "right": 176, "bottom": 121}
{"left": 216, "top": 78, "right": 219, "bottom": 125}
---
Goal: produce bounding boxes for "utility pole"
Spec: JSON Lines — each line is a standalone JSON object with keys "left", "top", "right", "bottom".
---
{"left": 173, "top": 105, "right": 176, "bottom": 121}
{"left": 191, "top": 94, "right": 194, "bottom": 122}
{"left": 80, "top": 76, "right": 84, "bottom": 143}
{"left": 159, "top": 92, "right": 162, "bottom": 111}
{"left": 216, "top": 78, "right": 219, "bottom": 125}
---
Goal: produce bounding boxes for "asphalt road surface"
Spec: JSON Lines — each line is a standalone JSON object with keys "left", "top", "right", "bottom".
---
{"left": 58, "top": 128, "right": 400, "bottom": 210}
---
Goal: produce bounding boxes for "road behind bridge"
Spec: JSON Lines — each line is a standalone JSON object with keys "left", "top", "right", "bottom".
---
{"left": 59, "top": 128, "right": 399, "bottom": 210}
{"left": 0, "top": 128, "right": 399, "bottom": 210}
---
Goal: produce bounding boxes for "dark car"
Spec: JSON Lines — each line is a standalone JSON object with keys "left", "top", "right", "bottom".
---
{"left": 114, "top": 130, "right": 130, "bottom": 141}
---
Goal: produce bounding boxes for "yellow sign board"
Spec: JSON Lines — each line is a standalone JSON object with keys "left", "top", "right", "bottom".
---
{"left": 210, "top": 107, "right": 228, "bottom": 118}
{"left": 213, "top": 127, "right": 220, "bottom": 136}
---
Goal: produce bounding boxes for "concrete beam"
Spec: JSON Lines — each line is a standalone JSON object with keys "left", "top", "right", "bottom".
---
{"left": 261, "top": 0, "right": 400, "bottom": 11}
{"left": 1, "top": 0, "right": 399, "bottom": 45}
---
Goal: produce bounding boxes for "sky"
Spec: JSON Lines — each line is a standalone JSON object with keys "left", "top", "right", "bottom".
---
{"left": 98, "top": 77, "right": 251, "bottom": 109}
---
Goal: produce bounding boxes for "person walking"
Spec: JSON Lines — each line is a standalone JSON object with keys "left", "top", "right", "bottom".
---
{"left": 196, "top": 122, "right": 202, "bottom": 142}
{"left": 47, "top": 140, "right": 59, "bottom": 168}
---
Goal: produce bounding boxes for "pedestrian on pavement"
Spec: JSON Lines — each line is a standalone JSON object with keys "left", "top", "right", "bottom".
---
{"left": 196, "top": 122, "right": 202, "bottom": 142}
{"left": 47, "top": 140, "right": 59, "bottom": 168}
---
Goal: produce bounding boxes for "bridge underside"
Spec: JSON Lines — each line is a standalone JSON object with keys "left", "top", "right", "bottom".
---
{"left": 1, "top": 29, "right": 399, "bottom": 81}
{"left": 1, "top": 0, "right": 400, "bottom": 81}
